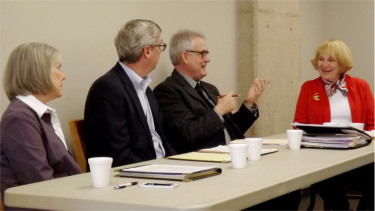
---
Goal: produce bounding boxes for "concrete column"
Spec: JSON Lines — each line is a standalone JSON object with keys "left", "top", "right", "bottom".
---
{"left": 237, "top": 0, "right": 301, "bottom": 137}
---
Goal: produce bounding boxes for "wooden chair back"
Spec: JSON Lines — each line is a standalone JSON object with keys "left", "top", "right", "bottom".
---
{"left": 0, "top": 191, "right": 3, "bottom": 210}
{"left": 69, "top": 119, "right": 87, "bottom": 172}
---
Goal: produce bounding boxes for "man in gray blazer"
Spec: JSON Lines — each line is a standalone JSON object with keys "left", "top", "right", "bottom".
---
{"left": 84, "top": 19, "right": 176, "bottom": 167}
{"left": 154, "top": 30, "right": 302, "bottom": 210}
{"left": 154, "top": 30, "right": 266, "bottom": 154}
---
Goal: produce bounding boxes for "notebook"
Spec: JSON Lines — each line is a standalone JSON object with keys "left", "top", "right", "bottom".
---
{"left": 118, "top": 164, "right": 222, "bottom": 182}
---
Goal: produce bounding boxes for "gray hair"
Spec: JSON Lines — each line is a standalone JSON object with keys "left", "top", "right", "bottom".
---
{"left": 114, "top": 19, "right": 162, "bottom": 63}
{"left": 169, "top": 30, "right": 205, "bottom": 66}
{"left": 3, "top": 42, "right": 61, "bottom": 100}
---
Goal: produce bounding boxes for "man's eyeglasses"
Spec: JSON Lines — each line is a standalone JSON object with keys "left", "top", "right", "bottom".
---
{"left": 186, "top": 50, "right": 210, "bottom": 59}
{"left": 152, "top": 43, "right": 167, "bottom": 51}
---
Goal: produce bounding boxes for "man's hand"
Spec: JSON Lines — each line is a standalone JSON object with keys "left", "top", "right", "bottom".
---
{"left": 215, "top": 91, "right": 236, "bottom": 115}
{"left": 245, "top": 78, "right": 266, "bottom": 107}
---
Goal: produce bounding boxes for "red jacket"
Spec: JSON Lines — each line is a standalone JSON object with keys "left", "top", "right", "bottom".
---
{"left": 293, "top": 74, "right": 374, "bottom": 131}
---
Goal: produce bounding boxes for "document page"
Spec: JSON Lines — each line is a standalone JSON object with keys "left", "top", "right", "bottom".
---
{"left": 199, "top": 145, "right": 278, "bottom": 155}
{"left": 168, "top": 152, "right": 231, "bottom": 163}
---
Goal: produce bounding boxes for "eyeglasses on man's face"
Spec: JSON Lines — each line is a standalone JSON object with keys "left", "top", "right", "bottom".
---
{"left": 186, "top": 50, "right": 210, "bottom": 59}
{"left": 152, "top": 43, "right": 167, "bottom": 51}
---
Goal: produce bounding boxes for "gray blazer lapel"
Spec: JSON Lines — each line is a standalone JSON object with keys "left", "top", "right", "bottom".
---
{"left": 171, "top": 70, "right": 212, "bottom": 106}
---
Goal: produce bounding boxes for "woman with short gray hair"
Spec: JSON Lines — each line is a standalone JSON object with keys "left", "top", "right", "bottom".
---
{"left": 1, "top": 42, "right": 82, "bottom": 210}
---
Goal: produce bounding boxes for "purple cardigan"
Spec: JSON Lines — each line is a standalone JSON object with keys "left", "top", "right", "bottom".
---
{"left": 0, "top": 98, "right": 81, "bottom": 209}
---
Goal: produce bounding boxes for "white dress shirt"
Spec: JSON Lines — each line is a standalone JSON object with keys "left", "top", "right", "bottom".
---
{"left": 119, "top": 62, "right": 166, "bottom": 158}
{"left": 16, "top": 95, "right": 68, "bottom": 150}
{"left": 329, "top": 89, "right": 352, "bottom": 125}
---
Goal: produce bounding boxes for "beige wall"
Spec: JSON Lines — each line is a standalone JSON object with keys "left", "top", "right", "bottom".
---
{"left": 1, "top": 0, "right": 374, "bottom": 153}
{"left": 1, "top": 0, "right": 238, "bottom": 152}
{"left": 237, "top": 0, "right": 301, "bottom": 137}
{"left": 301, "top": 0, "right": 374, "bottom": 92}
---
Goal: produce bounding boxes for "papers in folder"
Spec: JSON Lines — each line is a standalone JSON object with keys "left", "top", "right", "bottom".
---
{"left": 302, "top": 134, "right": 368, "bottom": 148}
{"left": 167, "top": 145, "right": 278, "bottom": 163}
{"left": 293, "top": 123, "right": 372, "bottom": 149}
{"left": 118, "top": 164, "right": 222, "bottom": 182}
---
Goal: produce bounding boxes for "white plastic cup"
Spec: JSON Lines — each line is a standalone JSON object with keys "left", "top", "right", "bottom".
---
{"left": 323, "top": 122, "right": 340, "bottom": 126}
{"left": 349, "top": 123, "right": 364, "bottom": 130}
{"left": 88, "top": 157, "right": 113, "bottom": 188}
{"left": 245, "top": 138, "right": 263, "bottom": 161}
{"left": 286, "top": 129, "right": 303, "bottom": 150}
{"left": 228, "top": 143, "right": 248, "bottom": 169}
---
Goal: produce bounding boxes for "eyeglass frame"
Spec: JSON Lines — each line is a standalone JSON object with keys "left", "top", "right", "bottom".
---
{"left": 186, "top": 50, "right": 210, "bottom": 59}
{"left": 151, "top": 43, "right": 167, "bottom": 51}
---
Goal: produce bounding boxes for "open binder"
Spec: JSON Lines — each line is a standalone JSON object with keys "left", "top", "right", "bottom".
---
{"left": 293, "top": 123, "right": 372, "bottom": 149}
{"left": 118, "top": 164, "right": 222, "bottom": 182}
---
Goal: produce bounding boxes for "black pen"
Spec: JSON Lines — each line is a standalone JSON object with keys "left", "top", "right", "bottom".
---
{"left": 114, "top": 181, "right": 138, "bottom": 190}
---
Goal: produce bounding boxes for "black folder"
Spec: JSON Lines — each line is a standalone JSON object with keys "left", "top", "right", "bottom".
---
{"left": 118, "top": 164, "right": 222, "bottom": 182}
{"left": 293, "top": 123, "right": 372, "bottom": 149}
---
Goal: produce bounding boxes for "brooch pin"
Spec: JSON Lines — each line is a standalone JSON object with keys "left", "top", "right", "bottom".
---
{"left": 313, "top": 93, "right": 320, "bottom": 101}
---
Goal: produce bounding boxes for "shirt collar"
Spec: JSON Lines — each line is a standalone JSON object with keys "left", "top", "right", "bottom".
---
{"left": 119, "top": 61, "right": 151, "bottom": 92}
{"left": 176, "top": 69, "right": 198, "bottom": 88}
{"left": 16, "top": 95, "right": 54, "bottom": 118}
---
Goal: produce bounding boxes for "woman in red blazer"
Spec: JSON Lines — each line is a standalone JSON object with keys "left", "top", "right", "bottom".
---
{"left": 293, "top": 39, "right": 374, "bottom": 210}
{"left": 294, "top": 39, "right": 374, "bottom": 131}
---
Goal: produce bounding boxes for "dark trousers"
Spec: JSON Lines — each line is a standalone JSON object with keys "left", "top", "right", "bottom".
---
{"left": 315, "top": 163, "right": 374, "bottom": 211}
{"left": 350, "top": 163, "right": 374, "bottom": 211}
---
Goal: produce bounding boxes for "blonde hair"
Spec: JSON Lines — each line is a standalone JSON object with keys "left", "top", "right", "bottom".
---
{"left": 3, "top": 42, "right": 61, "bottom": 100}
{"left": 311, "top": 39, "right": 353, "bottom": 73}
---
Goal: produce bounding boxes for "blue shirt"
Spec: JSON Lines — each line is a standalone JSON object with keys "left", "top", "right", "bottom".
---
{"left": 119, "top": 62, "right": 166, "bottom": 158}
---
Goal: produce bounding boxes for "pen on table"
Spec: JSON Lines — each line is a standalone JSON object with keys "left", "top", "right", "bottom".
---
{"left": 114, "top": 181, "right": 138, "bottom": 190}
{"left": 219, "top": 94, "right": 240, "bottom": 98}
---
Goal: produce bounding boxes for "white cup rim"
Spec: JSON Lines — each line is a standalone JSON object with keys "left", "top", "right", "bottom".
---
{"left": 88, "top": 157, "right": 113, "bottom": 164}
{"left": 323, "top": 122, "right": 341, "bottom": 126}
{"left": 228, "top": 143, "right": 248, "bottom": 148}
{"left": 244, "top": 138, "right": 262, "bottom": 142}
{"left": 350, "top": 123, "right": 364, "bottom": 126}
{"left": 286, "top": 129, "right": 303, "bottom": 133}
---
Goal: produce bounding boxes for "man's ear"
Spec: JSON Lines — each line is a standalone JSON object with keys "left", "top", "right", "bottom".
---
{"left": 182, "top": 51, "right": 189, "bottom": 64}
{"left": 143, "top": 45, "right": 152, "bottom": 59}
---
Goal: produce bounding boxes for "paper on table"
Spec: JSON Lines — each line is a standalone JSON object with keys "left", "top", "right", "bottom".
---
{"left": 232, "top": 138, "right": 288, "bottom": 146}
{"left": 365, "top": 130, "right": 375, "bottom": 140}
{"left": 168, "top": 145, "right": 278, "bottom": 163}
{"left": 198, "top": 145, "right": 278, "bottom": 155}
{"left": 262, "top": 139, "right": 288, "bottom": 145}
{"left": 168, "top": 152, "right": 231, "bottom": 163}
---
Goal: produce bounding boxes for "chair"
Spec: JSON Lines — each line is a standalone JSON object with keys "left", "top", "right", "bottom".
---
{"left": 69, "top": 119, "right": 87, "bottom": 172}
{"left": 0, "top": 191, "right": 3, "bottom": 211}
